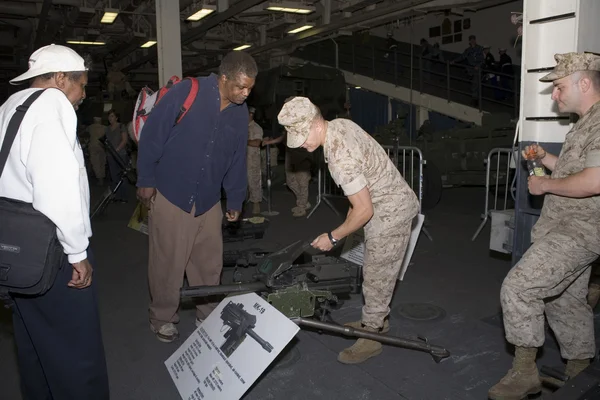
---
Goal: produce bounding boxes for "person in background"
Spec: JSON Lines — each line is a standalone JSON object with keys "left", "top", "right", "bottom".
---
{"left": 87, "top": 116, "right": 107, "bottom": 186}
{"left": 247, "top": 106, "right": 263, "bottom": 214}
{"left": 263, "top": 129, "right": 313, "bottom": 217}
{"left": 105, "top": 109, "right": 129, "bottom": 202}
{"left": 452, "top": 35, "right": 485, "bottom": 106}
{"left": 498, "top": 48, "right": 514, "bottom": 100}
{"left": 0, "top": 43, "right": 109, "bottom": 400}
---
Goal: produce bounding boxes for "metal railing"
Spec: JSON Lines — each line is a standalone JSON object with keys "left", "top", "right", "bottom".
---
{"left": 296, "top": 39, "right": 520, "bottom": 117}
{"left": 307, "top": 145, "right": 432, "bottom": 240}
{"left": 471, "top": 148, "right": 516, "bottom": 241}
{"left": 261, "top": 144, "right": 280, "bottom": 216}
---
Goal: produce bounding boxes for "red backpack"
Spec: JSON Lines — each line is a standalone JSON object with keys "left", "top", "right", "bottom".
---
{"left": 132, "top": 75, "right": 199, "bottom": 143}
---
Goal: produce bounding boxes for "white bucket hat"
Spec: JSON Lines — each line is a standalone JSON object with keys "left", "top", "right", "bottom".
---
{"left": 10, "top": 44, "right": 87, "bottom": 85}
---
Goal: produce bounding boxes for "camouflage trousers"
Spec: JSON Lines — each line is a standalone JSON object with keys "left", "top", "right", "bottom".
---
{"left": 247, "top": 152, "right": 262, "bottom": 203}
{"left": 88, "top": 144, "right": 106, "bottom": 180}
{"left": 285, "top": 152, "right": 311, "bottom": 208}
{"left": 501, "top": 231, "right": 599, "bottom": 359}
{"left": 362, "top": 222, "right": 412, "bottom": 329}
{"left": 261, "top": 147, "right": 279, "bottom": 175}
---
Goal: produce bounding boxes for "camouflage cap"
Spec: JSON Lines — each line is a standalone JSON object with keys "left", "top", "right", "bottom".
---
{"left": 277, "top": 96, "right": 319, "bottom": 148}
{"left": 540, "top": 52, "right": 600, "bottom": 82}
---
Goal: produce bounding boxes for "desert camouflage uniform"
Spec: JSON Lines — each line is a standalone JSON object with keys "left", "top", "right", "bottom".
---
{"left": 247, "top": 120, "right": 263, "bottom": 203}
{"left": 285, "top": 147, "right": 312, "bottom": 211}
{"left": 325, "top": 118, "right": 419, "bottom": 329}
{"left": 87, "top": 119, "right": 106, "bottom": 181}
{"left": 501, "top": 100, "right": 600, "bottom": 360}
{"left": 261, "top": 146, "right": 279, "bottom": 175}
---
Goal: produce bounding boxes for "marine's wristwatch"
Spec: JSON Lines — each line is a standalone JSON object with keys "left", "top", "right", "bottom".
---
{"left": 327, "top": 232, "right": 338, "bottom": 246}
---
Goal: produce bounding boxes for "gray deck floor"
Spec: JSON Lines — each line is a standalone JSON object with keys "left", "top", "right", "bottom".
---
{"left": 1, "top": 176, "right": 598, "bottom": 399}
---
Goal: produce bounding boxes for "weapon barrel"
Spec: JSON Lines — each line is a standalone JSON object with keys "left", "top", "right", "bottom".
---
{"left": 293, "top": 318, "right": 450, "bottom": 363}
{"left": 247, "top": 329, "right": 274, "bottom": 353}
{"left": 181, "top": 282, "right": 268, "bottom": 298}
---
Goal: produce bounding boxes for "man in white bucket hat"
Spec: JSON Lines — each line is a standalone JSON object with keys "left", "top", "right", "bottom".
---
{"left": 0, "top": 44, "right": 109, "bottom": 399}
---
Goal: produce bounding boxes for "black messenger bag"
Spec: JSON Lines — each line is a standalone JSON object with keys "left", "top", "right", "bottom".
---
{"left": 0, "top": 89, "right": 65, "bottom": 296}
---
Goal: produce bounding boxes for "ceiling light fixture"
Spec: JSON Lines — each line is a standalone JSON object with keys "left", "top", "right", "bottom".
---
{"left": 233, "top": 44, "right": 252, "bottom": 51}
{"left": 140, "top": 40, "right": 157, "bottom": 48}
{"left": 100, "top": 8, "right": 119, "bottom": 24}
{"left": 266, "top": 2, "right": 315, "bottom": 14}
{"left": 187, "top": 5, "right": 217, "bottom": 21}
{"left": 287, "top": 24, "right": 314, "bottom": 34}
{"left": 66, "top": 40, "right": 106, "bottom": 46}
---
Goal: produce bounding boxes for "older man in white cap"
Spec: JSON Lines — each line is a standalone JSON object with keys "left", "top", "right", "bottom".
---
{"left": 278, "top": 96, "right": 419, "bottom": 364}
{"left": 0, "top": 44, "right": 109, "bottom": 399}
{"left": 488, "top": 52, "right": 600, "bottom": 400}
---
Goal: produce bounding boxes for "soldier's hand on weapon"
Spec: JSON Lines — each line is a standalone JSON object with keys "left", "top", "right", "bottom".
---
{"left": 226, "top": 210, "right": 241, "bottom": 222}
{"left": 522, "top": 144, "right": 546, "bottom": 160}
{"left": 137, "top": 187, "right": 156, "bottom": 209}
{"left": 312, "top": 233, "right": 334, "bottom": 252}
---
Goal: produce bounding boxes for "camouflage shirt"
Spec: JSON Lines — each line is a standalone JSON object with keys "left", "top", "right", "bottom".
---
{"left": 247, "top": 120, "right": 263, "bottom": 161}
{"left": 324, "top": 118, "right": 419, "bottom": 239}
{"left": 455, "top": 45, "right": 485, "bottom": 67}
{"left": 531, "top": 101, "right": 600, "bottom": 253}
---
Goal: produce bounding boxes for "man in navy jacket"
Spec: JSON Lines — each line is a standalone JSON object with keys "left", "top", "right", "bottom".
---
{"left": 136, "top": 51, "right": 258, "bottom": 342}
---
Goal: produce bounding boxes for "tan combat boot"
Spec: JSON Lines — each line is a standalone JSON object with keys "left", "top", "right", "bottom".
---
{"left": 337, "top": 325, "right": 383, "bottom": 364}
{"left": 566, "top": 358, "right": 591, "bottom": 378}
{"left": 291, "top": 202, "right": 311, "bottom": 214}
{"left": 344, "top": 319, "right": 390, "bottom": 334}
{"left": 292, "top": 208, "right": 307, "bottom": 217}
{"left": 488, "top": 347, "right": 541, "bottom": 400}
{"left": 252, "top": 202, "right": 261, "bottom": 214}
{"left": 541, "top": 358, "right": 591, "bottom": 388}
{"left": 588, "top": 282, "right": 600, "bottom": 309}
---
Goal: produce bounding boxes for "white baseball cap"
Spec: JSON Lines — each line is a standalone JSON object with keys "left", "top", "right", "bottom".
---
{"left": 10, "top": 44, "right": 87, "bottom": 85}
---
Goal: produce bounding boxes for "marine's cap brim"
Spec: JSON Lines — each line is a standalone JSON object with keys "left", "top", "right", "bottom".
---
{"left": 539, "top": 71, "right": 561, "bottom": 82}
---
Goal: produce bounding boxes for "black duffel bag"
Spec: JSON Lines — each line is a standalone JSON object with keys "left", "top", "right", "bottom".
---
{"left": 0, "top": 89, "right": 65, "bottom": 296}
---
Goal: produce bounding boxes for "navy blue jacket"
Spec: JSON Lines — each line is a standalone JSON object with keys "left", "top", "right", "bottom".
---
{"left": 136, "top": 74, "right": 248, "bottom": 216}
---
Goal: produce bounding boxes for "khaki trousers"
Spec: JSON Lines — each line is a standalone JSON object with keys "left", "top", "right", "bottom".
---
{"left": 285, "top": 151, "right": 311, "bottom": 208}
{"left": 148, "top": 191, "right": 223, "bottom": 329}
{"left": 88, "top": 145, "right": 106, "bottom": 180}
{"left": 361, "top": 222, "right": 412, "bottom": 329}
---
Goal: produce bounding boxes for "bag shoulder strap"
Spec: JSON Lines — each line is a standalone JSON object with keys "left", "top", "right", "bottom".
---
{"left": 175, "top": 77, "right": 200, "bottom": 125}
{"left": 0, "top": 89, "right": 46, "bottom": 178}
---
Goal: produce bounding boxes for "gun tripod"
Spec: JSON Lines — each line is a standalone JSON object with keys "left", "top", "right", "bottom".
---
{"left": 90, "top": 136, "right": 136, "bottom": 219}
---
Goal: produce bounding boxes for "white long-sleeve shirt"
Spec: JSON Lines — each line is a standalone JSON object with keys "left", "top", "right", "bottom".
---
{"left": 0, "top": 88, "right": 91, "bottom": 263}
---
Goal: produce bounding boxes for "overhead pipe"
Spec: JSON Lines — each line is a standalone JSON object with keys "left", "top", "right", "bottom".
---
{"left": 17, "top": 0, "right": 81, "bottom": 5}
{"left": 185, "top": 0, "right": 433, "bottom": 75}
{"left": 247, "top": 0, "right": 434, "bottom": 56}
{"left": 0, "top": 0, "right": 62, "bottom": 20}
{"left": 122, "top": 0, "right": 266, "bottom": 72}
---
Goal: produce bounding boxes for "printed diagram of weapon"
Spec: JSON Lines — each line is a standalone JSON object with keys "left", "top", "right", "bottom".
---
{"left": 181, "top": 240, "right": 451, "bottom": 363}
{"left": 219, "top": 301, "right": 274, "bottom": 358}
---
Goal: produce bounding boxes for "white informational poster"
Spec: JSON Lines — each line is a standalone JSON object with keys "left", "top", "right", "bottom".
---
{"left": 340, "top": 214, "right": 425, "bottom": 281}
{"left": 340, "top": 228, "right": 366, "bottom": 266}
{"left": 398, "top": 213, "right": 425, "bottom": 281}
{"left": 165, "top": 292, "right": 300, "bottom": 400}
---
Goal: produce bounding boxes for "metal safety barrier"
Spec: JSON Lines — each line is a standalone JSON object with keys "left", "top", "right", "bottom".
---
{"left": 261, "top": 144, "right": 279, "bottom": 216}
{"left": 307, "top": 144, "right": 432, "bottom": 241}
{"left": 471, "top": 148, "right": 516, "bottom": 241}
